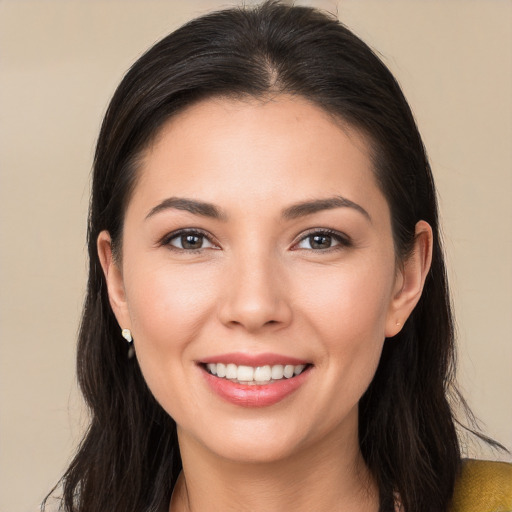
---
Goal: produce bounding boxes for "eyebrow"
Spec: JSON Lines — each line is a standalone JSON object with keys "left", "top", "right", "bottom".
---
{"left": 145, "top": 195, "right": 371, "bottom": 222}
{"left": 282, "top": 196, "right": 371, "bottom": 222}
{"left": 145, "top": 197, "right": 227, "bottom": 221}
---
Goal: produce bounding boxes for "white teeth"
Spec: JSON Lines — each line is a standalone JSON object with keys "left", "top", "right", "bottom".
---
{"left": 237, "top": 365, "right": 254, "bottom": 381}
{"left": 283, "top": 365, "right": 295, "bottom": 378}
{"left": 226, "top": 363, "right": 237, "bottom": 379}
{"left": 271, "top": 365, "right": 284, "bottom": 380}
{"left": 294, "top": 364, "right": 306, "bottom": 375}
{"left": 205, "top": 362, "right": 308, "bottom": 383}
{"left": 254, "top": 365, "right": 271, "bottom": 382}
{"left": 216, "top": 363, "right": 226, "bottom": 378}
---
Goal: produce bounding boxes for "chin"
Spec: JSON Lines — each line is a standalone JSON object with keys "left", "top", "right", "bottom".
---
{"left": 179, "top": 416, "right": 312, "bottom": 465}
{"left": 212, "top": 438, "right": 302, "bottom": 465}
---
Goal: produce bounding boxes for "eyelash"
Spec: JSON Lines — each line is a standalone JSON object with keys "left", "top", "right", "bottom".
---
{"left": 160, "top": 229, "right": 219, "bottom": 253}
{"left": 293, "top": 228, "right": 352, "bottom": 252}
{"left": 160, "top": 228, "right": 352, "bottom": 253}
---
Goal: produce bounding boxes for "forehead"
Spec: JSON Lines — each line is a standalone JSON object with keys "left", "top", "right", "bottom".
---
{"left": 130, "top": 95, "right": 387, "bottom": 221}
{"left": 148, "top": 94, "right": 370, "bottom": 157}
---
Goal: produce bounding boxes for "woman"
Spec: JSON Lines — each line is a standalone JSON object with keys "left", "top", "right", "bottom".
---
{"left": 45, "top": 2, "right": 511, "bottom": 511}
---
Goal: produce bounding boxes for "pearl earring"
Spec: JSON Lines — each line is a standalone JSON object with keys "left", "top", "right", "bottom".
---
{"left": 121, "top": 328, "right": 135, "bottom": 358}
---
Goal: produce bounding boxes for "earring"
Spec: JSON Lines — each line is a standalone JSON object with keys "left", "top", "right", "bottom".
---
{"left": 121, "top": 328, "right": 135, "bottom": 359}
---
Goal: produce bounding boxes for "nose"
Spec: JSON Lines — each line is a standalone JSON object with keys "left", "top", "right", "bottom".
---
{"left": 217, "top": 249, "right": 293, "bottom": 333}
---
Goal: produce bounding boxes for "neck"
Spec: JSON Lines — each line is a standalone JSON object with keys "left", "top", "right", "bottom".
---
{"left": 170, "top": 417, "right": 379, "bottom": 512}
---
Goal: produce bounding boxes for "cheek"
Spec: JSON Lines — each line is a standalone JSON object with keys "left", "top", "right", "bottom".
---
{"left": 297, "top": 260, "right": 395, "bottom": 342}
{"left": 296, "top": 261, "right": 394, "bottom": 397}
{"left": 121, "top": 260, "right": 222, "bottom": 418}
{"left": 127, "top": 258, "right": 211, "bottom": 320}
{"left": 123, "top": 259, "right": 219, "bottom": 365}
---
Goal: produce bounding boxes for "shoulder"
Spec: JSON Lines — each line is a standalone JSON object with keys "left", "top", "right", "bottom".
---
{"left": 450, "top": 459, "right": 512, "bottom": 512}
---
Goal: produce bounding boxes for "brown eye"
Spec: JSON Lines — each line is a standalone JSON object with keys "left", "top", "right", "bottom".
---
{"left": 295, "top": 230, "right": 350, "bottom": 251}
{"left": 167, "top": 230, "right": 215, "bottom": 251}
{"left": 182, "top": 234, "right": 204, "bottom": 249}
{"left": 309, "top": 234, "right": 333, "bottom": 249}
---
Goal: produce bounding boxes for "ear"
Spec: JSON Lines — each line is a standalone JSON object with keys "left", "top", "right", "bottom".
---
{"left": 97, "top": 230, "right": 131, "bottom": 329}
{"left": 385, "top": 220, "right": 433, "bottom": 337}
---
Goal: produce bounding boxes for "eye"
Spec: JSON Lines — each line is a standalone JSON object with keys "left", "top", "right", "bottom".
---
{"left": 294, "top": 230, "right": 350, "bottom": 251}
{"left": 164, "top": 230, "right": 217, "bottom": 251}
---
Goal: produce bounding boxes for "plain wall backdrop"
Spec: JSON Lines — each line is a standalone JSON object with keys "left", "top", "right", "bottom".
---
{"left": 0, "top": 1, "right": 511, "bottom": 510}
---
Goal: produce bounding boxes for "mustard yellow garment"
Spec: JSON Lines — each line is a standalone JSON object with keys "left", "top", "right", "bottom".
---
{"left": 450, "top": 459, "right": 512, "bottom": 512}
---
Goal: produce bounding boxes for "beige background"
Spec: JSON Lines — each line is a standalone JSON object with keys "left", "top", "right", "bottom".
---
{"left": 0, "top": 1, "right": 511, "bottom": 510}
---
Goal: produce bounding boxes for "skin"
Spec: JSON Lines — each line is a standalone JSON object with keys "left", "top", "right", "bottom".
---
{"left": 98, "top": 95, "right": 432, "bottom": 512}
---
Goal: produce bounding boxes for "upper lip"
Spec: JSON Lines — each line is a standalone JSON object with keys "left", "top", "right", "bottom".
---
{"left": 199, "top": 352, "right": 311, "bottom": 367}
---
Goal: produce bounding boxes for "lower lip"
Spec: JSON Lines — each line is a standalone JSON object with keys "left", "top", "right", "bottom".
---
{"left": 201, "top": 366, "right": 311, "bottom": 407}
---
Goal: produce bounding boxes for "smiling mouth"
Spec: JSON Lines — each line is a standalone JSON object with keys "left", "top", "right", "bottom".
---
{"left": 202, "top": 362, "right": 311, "bottom": 385}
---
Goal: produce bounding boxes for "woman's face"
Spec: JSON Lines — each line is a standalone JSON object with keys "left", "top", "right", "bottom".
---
{"left": 100, "top": 95, "right": 428, "bottom": 464}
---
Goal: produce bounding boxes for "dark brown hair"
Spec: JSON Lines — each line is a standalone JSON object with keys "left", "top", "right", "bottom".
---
{"left": 46, "top": 2, "right": 476, "bottom": 510}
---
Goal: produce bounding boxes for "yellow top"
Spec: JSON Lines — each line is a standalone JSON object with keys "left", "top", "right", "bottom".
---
{"left": 450, "top": 459, "right": 512, "bottom": 512}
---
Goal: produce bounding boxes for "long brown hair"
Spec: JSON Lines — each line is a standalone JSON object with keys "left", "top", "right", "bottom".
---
{"left": 46, "top": 2, "right": 479, "bottom": 510}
